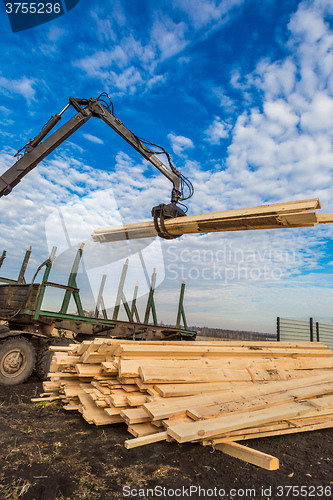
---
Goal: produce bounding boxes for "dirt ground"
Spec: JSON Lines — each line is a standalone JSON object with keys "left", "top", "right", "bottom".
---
{"left": 0, "top": 377, "right": 332, "bottom": 500}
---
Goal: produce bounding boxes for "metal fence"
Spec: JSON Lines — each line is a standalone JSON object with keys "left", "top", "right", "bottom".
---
{"left": 315, "top": 322, "right": 333, "bottom": 351}
{"left": 277, "top": 317, "right": 333, "bottom": 350}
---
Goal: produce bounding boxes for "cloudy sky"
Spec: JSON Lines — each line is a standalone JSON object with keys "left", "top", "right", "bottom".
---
{"left": 1, "top": 0, "right": 333, "bottom": 333}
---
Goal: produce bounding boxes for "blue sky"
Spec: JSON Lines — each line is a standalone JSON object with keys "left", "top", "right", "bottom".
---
{"left": 1, "top": 0, "right": 333, "bottom": 333}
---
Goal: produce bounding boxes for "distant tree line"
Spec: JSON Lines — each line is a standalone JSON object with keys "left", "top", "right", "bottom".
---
{"left": 190, "top": 326, "right": 276, "bottom": 341}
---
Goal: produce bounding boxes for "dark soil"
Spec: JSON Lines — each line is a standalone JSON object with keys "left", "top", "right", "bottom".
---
{"left": 0, "top": 377, "right": 332, "bottom": 500}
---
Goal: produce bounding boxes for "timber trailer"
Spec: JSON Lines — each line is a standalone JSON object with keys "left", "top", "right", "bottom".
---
{"left": 0, "top": 246, "right": 195, "bottom": 386}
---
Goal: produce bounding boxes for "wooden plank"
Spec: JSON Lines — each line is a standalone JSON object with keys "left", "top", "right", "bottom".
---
{"left": 80, "top": 352, "right": 107, "bottom": 364}
{"left": 203, "top": 412, "right": 333, "bottom": 441}
{"left": 318, "top": 213, "right": 333, "bottom": 223}
{"left": 127, "top": 423, "right": 161, "bottom": 437}
{"left": 92, "top": 199, "right": 321, "bottom": 242}
{"left": 76, "top": 364, "right": 102, "bottom": 377}
{"left": 91, "top": 381, "right": 111, "bottom": 395}
{"left": 140, "top": 364, "right": 333, "bottom": 384}
{"left": 31, "top": 396, "right": 62, "bottom": 402}
{"left": 126, "top": 394, "right": 148, "bottom": 406}
{"left": 144, "top": 375, "right": 333, "bottom": 420}
{"left": 163, "top": 415, "right": 195, "bottom": 428}
{"left": 167, "top": 395, "right": 333, "bottom": 443}
{"left": 120, "top": 408, "right": 151, "bottom": 424}
{"left": 118, "top": 357, "right": 333, "bottom": 379}
{"left": 53, "top": 355, "right": 80, "bottom": 365}
{"left": 114, "top": 344, "right": 332, "bottom": 358}
{"left": 214, "top": 442, "right": 279, "bottom": 470}
{"left": 101, "top": 361, "right": 119, "bottom": 374}
{"left": 79, "top": 339, "right": 329, "bottom": 349}
{"left": 105, "top": 407, "right": 129, "bottom": 417}
{"left": 204, "top": 418, "right": 333, "bottom": 443}
{"left": 139, "top": 366, "right": 252, "bottom": 384}
{"left": 124, "top": 431, "right": 169, "bottom": 449}
{"left": 49, "top": 345, "right": 74, "bottom": 352}
{"left": 155, "top": 382, "right": 255, "bottom": 398}
{"left": 187, "top": 380, "right": 333, "bottom": 420}
{"left": 78, "top": 393, "right": 122, "bottom": 425}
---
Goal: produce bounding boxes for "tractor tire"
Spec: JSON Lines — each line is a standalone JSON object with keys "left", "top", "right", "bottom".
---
{"left": 0, "top": 337, "right": 36, "bottom": 386}
{"left": 36, "top": 338, "right": 72, "bottom": 381}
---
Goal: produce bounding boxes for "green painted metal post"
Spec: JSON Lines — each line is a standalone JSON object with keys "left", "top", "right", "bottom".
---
{"left": 60, "top": 244, "right": 84, "bottom": 315}
{"left": 131, "top": 280, "right": 140, "bottom": 323}
{"left": 113, "top": 259, "right": 129, "bottom": 321}
{"left": 17, "top": 246, "right": 32, "bottom": 284}
{"left": 176, "top": 281, "right": 188, "bottom": 330}
{"left": 95, "top": 274, "right": 107, "bottom": 318}
{"left": 100, "top": 296, "right": 107, "bottom": 320}
{"left": 33, "top": 246, "right": 57, "bottom": 320}
{"left": 0, "top": 250, "right": 6, "bottom": 270}
{"left": 121, "top": 291, "right": 134, "bottom": 322}
{"left": 144, "top": 268, "right": 157, "bottom": 325}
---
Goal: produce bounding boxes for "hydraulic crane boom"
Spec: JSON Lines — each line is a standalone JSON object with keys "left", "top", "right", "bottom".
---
{"left": 0, "top": 93, "right": 193, "bottom": 238}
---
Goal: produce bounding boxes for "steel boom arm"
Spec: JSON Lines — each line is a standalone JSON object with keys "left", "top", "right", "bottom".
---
{"left": 0, "top": 96, "right": 182, "bottom": 201}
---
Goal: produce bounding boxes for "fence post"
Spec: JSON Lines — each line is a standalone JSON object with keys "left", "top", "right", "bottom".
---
{"left": 316, "top": 321, "right": 320, "bottom": 342}
{"left": 277, "top": 317, "right": 280, "bottom": 341}
{"left": 310, "top": 317, "right": 313, "bottom": 342}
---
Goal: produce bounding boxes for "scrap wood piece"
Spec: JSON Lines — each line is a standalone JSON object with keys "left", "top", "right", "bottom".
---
{"left": 91, "top": 198, "right": 322, "bottom": 242}
{"left": 214, "top": 442, "right": 279, "bottom": 471}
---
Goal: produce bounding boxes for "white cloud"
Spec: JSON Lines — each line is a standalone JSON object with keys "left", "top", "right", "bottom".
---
{"left": 300, "top": 92, "right": 333, "bottom": 131}
{"left": 204, "top": 117, "right": 230, "bottom": 144}
{"left": 174, "top": 0, "right": 245, "bottom": 30}
{"left": 168, "top": 133, "right": 194, "bottom": 155}
{"left": 82, "top": 133, "right": 104, "bottom": 145}
{"left": 0, "top": 76, "right": 36, "bottom": 101}
{"left": 214, "top": 0, "right": 333, "bottom": 216}
{"left": 74, "top": 1, "right": 247, "bottom": 95}
{"left": 151, "top": 14, "right": 188, "bottom": 60}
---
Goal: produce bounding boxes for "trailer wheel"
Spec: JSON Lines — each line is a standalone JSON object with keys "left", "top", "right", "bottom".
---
{"left": 0, "top": 337, "right": 36, "bottom": 386}
{"left": 36, "top": 338, "right": 72, "bottom": 381}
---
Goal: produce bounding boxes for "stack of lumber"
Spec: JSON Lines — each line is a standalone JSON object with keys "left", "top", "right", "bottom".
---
{"left": 91, "top": 198, "right": 333, "bottom": 242}
{"left": 35, "top": 338, "right": 333, "bottom": 470}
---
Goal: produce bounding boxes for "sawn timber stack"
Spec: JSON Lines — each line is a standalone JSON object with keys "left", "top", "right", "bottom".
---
{"left": 91, "top": 198, "right": 333, "bottom": 242}
{"left": 35, "top": 338, "right": 333, "bottom": 470}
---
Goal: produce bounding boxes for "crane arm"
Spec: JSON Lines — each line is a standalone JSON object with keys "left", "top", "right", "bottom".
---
{"left": 0, "top": 94, "right": 193, "bottom": 238}
{"left": 0, "top": 99, "right": 92, "bottom": 197}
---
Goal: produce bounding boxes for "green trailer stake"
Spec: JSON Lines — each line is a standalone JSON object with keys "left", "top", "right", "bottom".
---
{"left": 0, "top": 245, "right": 196, "bottom": 386}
